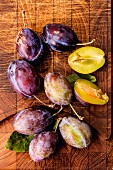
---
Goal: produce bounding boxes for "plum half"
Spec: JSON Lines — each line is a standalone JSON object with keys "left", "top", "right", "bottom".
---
{"left": 74, "top": 79, "right": 109, "bottom": 105}
{"left": 68, "top": 46, "right": 105, "bottom": 74}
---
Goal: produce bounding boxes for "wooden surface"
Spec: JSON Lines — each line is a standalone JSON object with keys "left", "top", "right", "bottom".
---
{"left": 0, "top": 0, "right": 111, "bottom": 169}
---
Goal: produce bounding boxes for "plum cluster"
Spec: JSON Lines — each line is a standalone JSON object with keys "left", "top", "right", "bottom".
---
{"left": 7, "top": 23, "right": 109, "bottom": 162}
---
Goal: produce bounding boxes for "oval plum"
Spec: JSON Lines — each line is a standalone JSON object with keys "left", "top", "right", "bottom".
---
{"left": 13, "top": 106, "right": 54, "bottom": 135}
{"left": 42, "top": 23, "right": 78, "bottom": 52}
{"left": 16, "top": 28, "right": 43, "bottom": 62}
{"left": 7, "top": 59, "right": 40, "bottom": 98}
{"left": 59, "top": 116, "right": 92, "bottom": 148}
{"left": 44, "top": 72, "right": 72, "bottom": 105}
{"left": 29, "top": 131, "right": 58, "bottom": 161}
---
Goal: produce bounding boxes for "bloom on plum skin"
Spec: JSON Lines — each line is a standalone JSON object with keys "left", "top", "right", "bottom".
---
{"left": 29, "top": 131, "right": 58, "bottom": 161}
{"left": 44, "top": 72, "right": 73, "bottom": 106}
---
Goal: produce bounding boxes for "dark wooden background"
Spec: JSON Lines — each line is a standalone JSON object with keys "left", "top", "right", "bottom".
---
{"left": 0, "top": 0, "right": 112, "bottom": 169}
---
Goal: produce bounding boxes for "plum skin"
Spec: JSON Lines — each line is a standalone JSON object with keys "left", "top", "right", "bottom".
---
{"left": 7, "top": 59, "right": 41, "bottom": 98}
{"left": 29, "top": 131, "right": 58, "bottom": 161}
{"left": 13, "top": 106, "right": 54, "bottom": 135}
{"left": 74, "top": 90, "right": 89, "bottom": 106}
{"left": 16, "top": 28, "right": 43, "bottom": 62}
{"left": 42, "top": 23, "right": 78, "bottom": 52}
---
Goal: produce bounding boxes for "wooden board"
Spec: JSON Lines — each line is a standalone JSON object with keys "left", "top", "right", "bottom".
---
{"left": 0, "top": 0, "right": 111, "bottom": 169}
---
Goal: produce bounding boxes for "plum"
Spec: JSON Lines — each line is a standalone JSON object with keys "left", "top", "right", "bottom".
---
{"left": 44, "top": 72, "right": 72, "bottom": 105}
{"left": 42, "top": 23, "right": 78, "bottom": 52}
{"left": 7, "top": 59, "right": 40, "bottom": 98}
{"left": 29, "top": 131, "right": 58, "bottom": 161}
{"left": 44, "top": 72, "right": 84, "bottom": 120}
{"left": 13, "top": 106, "right": 54, "bottom": 135}
{"left": 16, "top": 28, "right": 43, "bottom": 62}
{"left": 68, "top": 46, "right": 105, "bottom": 74}
{"left": 59, "top": 116, "right": 92, "bottom": 148}
{"left": 74, "top": 79, "right": 109, "bottom": 105}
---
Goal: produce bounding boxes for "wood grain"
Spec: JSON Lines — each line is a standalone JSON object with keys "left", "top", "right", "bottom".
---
{"left": 0, "top": 133, "right": 16, "bottom": 169}
{"left": 89, "top": 0, "right": 111, "bottom": 139}
{"left": 0, "top": 0, "right": 111, "bottom": 169}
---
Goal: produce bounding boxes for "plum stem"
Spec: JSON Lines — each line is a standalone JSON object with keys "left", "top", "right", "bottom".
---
{"left": 76, "top": 39, "right": 95, "bottom": 46}
{"left": 22, "top": 10, "right": 26, "bottom": 27}
{"left": 69, "top": 104, "right": 84, "bottom": 120}
{"left": 52, "top": 106, "right": 63, "bottom": 116}
{"left": 34, "top": 95, "right": 55, "bottom": 108}
{"left": 53, "top": 118, "right": 62, "bottom": 132}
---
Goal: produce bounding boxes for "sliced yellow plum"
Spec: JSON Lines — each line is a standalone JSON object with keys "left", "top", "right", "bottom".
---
{"left": 74, "top": 79, "right": 109, "bottom": 105}
{"left": 68, "top": 46, "right": 105, "bottom": 74}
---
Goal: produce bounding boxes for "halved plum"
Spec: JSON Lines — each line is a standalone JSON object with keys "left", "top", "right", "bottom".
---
{"left": 74, "top": 79, "right": 109, "bottom": 105}
{"left": 68, "top": 46, "right": 105, "bottom": 74}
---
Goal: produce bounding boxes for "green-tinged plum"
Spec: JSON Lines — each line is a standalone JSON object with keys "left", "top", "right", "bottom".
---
{"left": 74, "top": 79, "right": 109, "bottom": 105}
{"left": 44, "top": 72, "right": 72, "bottom": 106}
{"left": 68, "top": 46, "right": 105, "bottom": 74}
{"left": 59, "top": 116, "right": 92, "bottom": 148}
{"left": 13, "top": 106, "right": 53, "bottom": 135}
{"left": 29, "top": 131, "right": 58, "bottom": 161}
{"left": 44, "top": 72, "right": 84, "bottom": 120}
